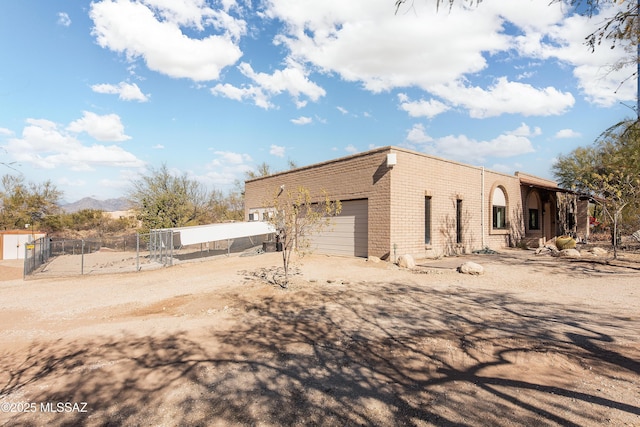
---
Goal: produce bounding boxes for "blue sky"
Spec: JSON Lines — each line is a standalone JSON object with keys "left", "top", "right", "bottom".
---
{"left": 0, "top": 0, "right": 635, "bottom": 203}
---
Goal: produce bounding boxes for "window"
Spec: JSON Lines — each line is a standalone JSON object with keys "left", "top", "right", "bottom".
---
{"left": 456, "top": 199, "right": 463, "bottom": 244}
{"left": 529, "top": 209, "right": 539, "bottom": 230}
{"left": 492, "top": 187, "right": 507, "bottom": 230}
{"left": 425, "top": 196, "right": 432, "bottom": 245}
{"left": 493, "top": 206, "right": 506, "bottom": 229}
{"left": 567, "top": 206, "right": 576, "bottom": 230}
{"left": 526, "top": 192, "right": 540, "bottom": 231}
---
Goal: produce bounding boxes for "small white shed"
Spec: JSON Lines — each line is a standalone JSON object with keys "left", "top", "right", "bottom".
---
{"left": 0, "top": 230, "right": 46, "bottom": 260}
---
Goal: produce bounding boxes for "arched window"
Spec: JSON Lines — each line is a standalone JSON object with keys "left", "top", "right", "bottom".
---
{"left": 492, "top": 187, "right": 507, "bottom": 230}
{"left": 527, "top": 192, "right": 540, "bottom": 230}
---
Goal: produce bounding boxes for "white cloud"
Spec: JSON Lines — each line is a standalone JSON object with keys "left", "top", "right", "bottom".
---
{"left": 291, "top": 116, "right": 312, "bottom": 125}
{"left": 86, "top": 0, "right": 633, "bottom": 115}
{"left": 337, "top": 106, "right": 348, "bottom": 115}
{"left": 153, "top": 144, "right": 165, "bottom": 149}
{"left": 58, "top": 177, "right": 85, "bottom": 188}
{"left": 398, "top": 96, "right": 450, "bottom": 119}
{"left": 239, "top": 62, "right": 325, "bottom": 102}
{"left": 66, "top": 111, "right": 131, "bottom": 142}
{"left": 89, "top": 0, "right": 245, "bottom": 81}
{"left": 555, "top": 128, "right": 581, "bottom": 139}
{"left": 345, "top": 144, "right": 358, "bottom": 154}
{"left": 405, "top": 123, "right": 535, "bottom": 163}
{"left": 205, "top": 150, "right": 253, "bottom": 186}
{"left": 210, "top": 83, "right": 273, "bottom": 109}
{"left": 210, "top": 150, "right": 252, "bottom": 166}
{"left": 57, "top": 12, "right": 71, "bottom": 27}
{"left": 270, "top": 144, "right": 286, "bottom": 157}
{"left": 261, "top": 0, "right": 633, "bottom": 112}
{"left": 508, "top": 123, "right": 542, "bottom": 138}
{"left": 268, "top": 1, "right": 508, "bottom": 92}
{"left": 212, "top": 61, "right": 326, "bottom": 109}
{"left": 2, "top": 117, "right": 144, "bottom": 171}
{"left": 92, "top": 82, "right": 150, "bottom": 102}
{"left": 431, "top": 78, "right": 575, "bottom": 118}
{"left": 511, "top": 1, "right": 634, "bottom": 106}
{"left": 406, "top": 124, "right": 433, "bottom": 144}
{"left": 0, "top": 127, "right": 14, "bottom": 136}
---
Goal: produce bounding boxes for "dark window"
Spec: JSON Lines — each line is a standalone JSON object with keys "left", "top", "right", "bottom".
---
{"left": 528, "top": 209, "right": 539, "bottom": 230}
{"left": 493, "top": 206, "right": 506, "bottom": 229}
{"left": 567, "top": 207, "right": 576, "bottom": 230}
{"left": 456, "top": 199, "right": 463, "bottom": 244}
{"left": 425, "top": 196, "right": 432, "bottom": 245}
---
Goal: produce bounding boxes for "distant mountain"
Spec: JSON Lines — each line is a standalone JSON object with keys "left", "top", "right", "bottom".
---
{"left": 60, "top": 197, "right": 132, "bottom": 213}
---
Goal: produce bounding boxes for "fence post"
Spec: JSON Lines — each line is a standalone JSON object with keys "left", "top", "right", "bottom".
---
{"left": 23, "top": 244, "right": 28, "bottom": 279}
{"left": 81, "top": 240, "right": 85, "bottom": 275}
{"left": 170, "top": 230, "right": 174, "bottom": 266}
{"left": 136, "top": 233, "right": 140, "bottom": 272}
{"left": 31, "top": 241, "right": 36, "bottom": 274}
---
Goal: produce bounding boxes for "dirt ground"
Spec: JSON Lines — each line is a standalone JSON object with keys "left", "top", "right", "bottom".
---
{"left": 0, "top": 248, "right": 639, "bottom": 426}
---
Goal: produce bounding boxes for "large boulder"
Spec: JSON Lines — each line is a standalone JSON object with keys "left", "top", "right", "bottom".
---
{"left": 397, "top": 254, "right": 416, "bottom": 269}
{"left": 535, "top": 245, "right": 559, "bottom": 256}
{"left": 589, "top": 247, "right": 608, "bottom": 256}
{"left": 457, "top": 261, "right": 484, "bottom": 275}
{"left": 559, "top": 249, "right": 581, "bottom": 259}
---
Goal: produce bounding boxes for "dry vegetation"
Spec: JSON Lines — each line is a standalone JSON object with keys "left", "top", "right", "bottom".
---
{"left": 0, "top": 247, "right": 639, "bottom": 426}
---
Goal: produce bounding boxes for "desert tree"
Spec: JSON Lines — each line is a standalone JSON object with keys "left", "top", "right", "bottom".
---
{"left": 245, "top": 162, "right": 273, "bottom": 180}
{"left": 204, "top": 188, "right": 244, "bottom": 223}
{"left": 265, "top": 185, "right": 341, "bottom": 287}
{"left": 553, "top": 120, "right": 640, "bottom": 258}
{"left": 128, "top": 164, "right": 211, "bottom": 232}
{"left": 0, "top": 174, "right": 62, "bottom": 230}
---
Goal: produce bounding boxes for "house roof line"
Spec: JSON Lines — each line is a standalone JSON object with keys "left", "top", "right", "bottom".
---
{"left": 246, "top": 145, "right": 539, "bottom": 184}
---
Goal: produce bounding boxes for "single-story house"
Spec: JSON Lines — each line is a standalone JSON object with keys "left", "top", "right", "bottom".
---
{"left": 244, "top": 146, "right": 588, "bottom": 260}
{"left": 0, "top": 230, "right": 47, "bottom": 260}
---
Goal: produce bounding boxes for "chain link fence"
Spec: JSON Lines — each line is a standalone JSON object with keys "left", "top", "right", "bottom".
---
{"left": 24, "top": 231, "right": 275, "bottom": 279}
{"left": 23, "top": 236, "right": 51, "bottom": 277}
{"left": 147, "top": 229, "right": 275, "bottom": 266}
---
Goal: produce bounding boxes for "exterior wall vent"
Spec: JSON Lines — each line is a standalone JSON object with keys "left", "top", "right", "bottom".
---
{"left": 387, "top": 153, "right": 397, "bottom": 168}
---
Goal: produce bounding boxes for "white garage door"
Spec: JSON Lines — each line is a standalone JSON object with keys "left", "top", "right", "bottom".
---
{"left": 309, "top": 199, "right": 368, "bottom": 257}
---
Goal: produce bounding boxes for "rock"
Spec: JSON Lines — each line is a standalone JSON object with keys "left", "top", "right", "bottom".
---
{"left": 559, "top": 249, "right": 581, "bottom": 259}
{"left": 397, "top": 254, "right": 416, "bottom": 269}
{"left": 457, "top": 261, "right": 484, "bottom": 275}
{"left": 535, "top": 245, "right": 559, "bottom": 256}
{"left": 589, "top": 247, "right": 608, "bottom": 256}
{"left": 367, "top": 256, "right": 381, "bottom": 263}
{"left": 535, "top": 246, "right": 550, "bottom": 255}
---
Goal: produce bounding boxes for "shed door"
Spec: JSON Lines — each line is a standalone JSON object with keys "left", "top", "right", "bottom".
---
{"left": 308, "top": 199, "right": 368, "bottom": 257}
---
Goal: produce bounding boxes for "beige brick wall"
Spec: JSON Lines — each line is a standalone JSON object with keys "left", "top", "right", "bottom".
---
{"left": 244, "top": 148, "right": 392, "bottom": 258}
{"left": 389, "top": 148, "right": 523, "bottom": 259}
{"left": 245, "top": 146, "right": 526, "bottom": 260}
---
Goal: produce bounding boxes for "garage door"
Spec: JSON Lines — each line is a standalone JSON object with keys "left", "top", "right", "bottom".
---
{"left": 309, "top": 199, "right": 368, "bottom": 257}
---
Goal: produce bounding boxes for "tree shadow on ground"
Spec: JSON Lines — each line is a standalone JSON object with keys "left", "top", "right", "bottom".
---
{"left": 1, "top": 282, "right": 638, "bottom": 426}
{"left": 466, "top": 250, "right": 640, "bottom": 276}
